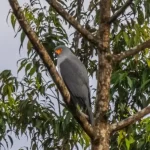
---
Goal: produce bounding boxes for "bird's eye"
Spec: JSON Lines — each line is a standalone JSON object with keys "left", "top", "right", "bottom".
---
{"left": 55, "top": 48, "right": 62, "bottom": 55}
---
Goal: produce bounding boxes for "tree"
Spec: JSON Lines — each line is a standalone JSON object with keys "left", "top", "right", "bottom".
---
{"left": 0, "top": 0, "right": 150, "bottom": 149}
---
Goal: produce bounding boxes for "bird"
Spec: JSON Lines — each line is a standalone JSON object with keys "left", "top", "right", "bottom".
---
{"left": 54, "top": 45, "right": 94, "bottom": 125}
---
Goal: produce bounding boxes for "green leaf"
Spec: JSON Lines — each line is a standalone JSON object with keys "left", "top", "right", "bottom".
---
{"left": 0, "top": 70, "right": 11, "bottom": 78}
{"left": 17, "top": 59, "right": 27, "bottom": 73}
{"left": 137, "top": 8, "right": 144, "bottom": 25}
{"left": 28, "top": 66, "right": 36, "bottom": 77}
{"left": 127, "top": 76, "right": 133, "bottom": 88}
{"left": 123, "top": 32, "right": 129, "bottom": 45}
{"left": 146, "top": 58, "right": 150, "bottom": 67}
{"left": 27, "top": 40, "right": 33, "bottom": 54}
{"left": 7, "top": 135, "right": 13, "bottom": 148}
{"left": 19, "top": 31, "right": 26, "bottom": 53}
{"left": 129, "top": 136, "right": 135, "bottom": 144}
{"left": 141, "top": 79, "right": 150, "bottom": 89}
{"left": 11, "top": 14, "right": 16, "bottom": 30}
{"left": 32, "top": 143, "right": 37, "bottom": 150}
{"left": 117, "top": 130, "right": 125, "bottom": 145}
{"left": 125, "top": 139, "right": 130, "bottom": 150}
{"left": 25, "top": 63, "right": 32, "bottom": 75}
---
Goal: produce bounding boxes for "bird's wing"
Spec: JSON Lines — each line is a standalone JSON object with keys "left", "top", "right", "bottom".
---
{"left": 60, "top": 58, "right": 94, "bottom": 124}
{"left": 59, "top": 58, "right": 90, "bottom": 107}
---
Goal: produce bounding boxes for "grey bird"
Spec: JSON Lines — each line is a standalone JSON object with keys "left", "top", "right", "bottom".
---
{"left": 54, "top": 45, "right": 94, "bottom": 125}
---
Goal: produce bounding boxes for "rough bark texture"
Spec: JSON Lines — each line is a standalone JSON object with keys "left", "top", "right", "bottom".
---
{"left": 92, "top": 0, "right": 112, "bottom": 150}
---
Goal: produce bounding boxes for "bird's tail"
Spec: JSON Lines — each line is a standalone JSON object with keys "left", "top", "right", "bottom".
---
{"left": 87, "top": 106, "right": 94, "bottom": 125}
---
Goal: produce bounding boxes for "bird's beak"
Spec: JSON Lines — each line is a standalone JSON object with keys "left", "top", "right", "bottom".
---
{"left": 55, "top": 48, "right": 62, "bottom": 55}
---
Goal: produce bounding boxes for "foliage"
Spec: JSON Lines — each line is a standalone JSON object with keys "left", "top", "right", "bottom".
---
{"left": 0, "top": 0, "right": 150, "bottom": 149}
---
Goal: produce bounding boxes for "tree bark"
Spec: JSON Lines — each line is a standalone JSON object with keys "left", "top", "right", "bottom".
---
{"left": 92, "top": 0, "right": 112, "bottom": 150}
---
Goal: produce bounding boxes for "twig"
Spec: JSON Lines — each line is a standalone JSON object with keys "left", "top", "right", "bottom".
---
{"left": 110, "top": 105, "right": 150, "bottom": 132}
{"left": 108, "top": 0, "right": 133, "bottom": 24}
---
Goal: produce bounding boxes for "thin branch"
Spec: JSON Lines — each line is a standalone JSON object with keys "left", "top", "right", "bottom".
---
{"left": 8, "top": 0, "right": 94, "bottom": 139}
{"left": 112, "top": 39, "right": 150, "bottom": 62}
{"left": 108, "top": 0, "right": 133, "bottom": 24}
{"left": 110, "top": 105, "right": 150, "bottom": 133}
{"left": 46, "top": 0, "right": 101, "bottom": 48}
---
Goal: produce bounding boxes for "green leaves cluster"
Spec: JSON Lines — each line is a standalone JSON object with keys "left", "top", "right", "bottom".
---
{"left": 0, "top": 68, "right": 89, "bottom": 149}
{"left": 109, "top": 1, "right": 150, "bottom": 149}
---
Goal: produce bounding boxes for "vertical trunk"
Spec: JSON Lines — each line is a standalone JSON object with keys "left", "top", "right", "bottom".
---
{"left": 92, "top": 0, "right": 112, "bottom": 149}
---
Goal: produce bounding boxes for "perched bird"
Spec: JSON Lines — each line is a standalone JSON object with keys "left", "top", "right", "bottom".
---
{"left": 54, "top": 45, "right": 94, "bottom": 125}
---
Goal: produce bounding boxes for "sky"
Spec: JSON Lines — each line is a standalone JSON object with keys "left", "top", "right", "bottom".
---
{"left": 0, "top": 1, "right": 20, "bottom": 75}
{"left": 0, "top": 1, "right": 96, "bottom": 150}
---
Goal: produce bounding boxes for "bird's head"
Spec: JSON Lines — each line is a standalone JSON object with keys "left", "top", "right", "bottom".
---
{"left": 54, "top": 45, "right": 71, "bottom": 58}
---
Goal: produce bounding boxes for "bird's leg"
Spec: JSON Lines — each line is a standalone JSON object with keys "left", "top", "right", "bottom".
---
{"left": 79, "top": 110, "right": 89, "bottom": 119}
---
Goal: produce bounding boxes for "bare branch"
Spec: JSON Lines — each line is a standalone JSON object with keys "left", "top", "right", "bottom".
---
{"left": 108, "top": 0, "right": 133, "bottom": 24}
{"left": 8, "top": 0, "right": 94, "bottom": 139}
{"left": 110, "top": 105, "right": 150, "bottom": 133}
{"left": 46, "top": 0, "right": 101, "bottom": 48}
{"left": 113, "top": 39, "right": 150, "bottom": 62}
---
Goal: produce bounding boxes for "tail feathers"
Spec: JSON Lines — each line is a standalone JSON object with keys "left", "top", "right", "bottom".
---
{"left": 70, "top": 95, "right": 94, "bottom": 125}
{"left": 87, "top": 106, "right": 94, "bottom": 125}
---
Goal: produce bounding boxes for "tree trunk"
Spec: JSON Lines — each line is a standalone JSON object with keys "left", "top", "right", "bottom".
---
{"left": 92, "top": 0, "right": 111, "bottom": 149}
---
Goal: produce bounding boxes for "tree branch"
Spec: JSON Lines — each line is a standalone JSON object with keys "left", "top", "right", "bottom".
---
{"left": 110, "top": 105, "right": 150, "bottom": 133}
{"left": 8, "top": 0, "right": 94, "bottom": 139}
{"left": 112, "top": 39, "right": 150, "bottom": 62}
{"left": 108, "top": 0, "right": 133, "bottom": 24}
{"left": 45, "top": 0, "right": 101, "bottom": 48}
